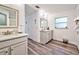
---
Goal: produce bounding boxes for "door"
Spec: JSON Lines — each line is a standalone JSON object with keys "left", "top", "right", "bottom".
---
{"left": 11, "top": 42, "right": 26, "bottom": 55}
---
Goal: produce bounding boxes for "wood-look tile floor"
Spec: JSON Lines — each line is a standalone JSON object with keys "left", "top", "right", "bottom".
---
{"left": 28, "top": 39, "right": 79, "bottom": 55}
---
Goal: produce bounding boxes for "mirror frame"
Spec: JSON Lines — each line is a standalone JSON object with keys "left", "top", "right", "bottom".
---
{"left": 40, "top": 18, "right": 48, "bottom": 29}
{"left": 0, "top": 4, "right": 19, "bottom": 28}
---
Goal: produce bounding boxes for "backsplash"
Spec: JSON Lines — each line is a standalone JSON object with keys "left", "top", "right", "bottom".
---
{"left": 0, "top": 28, "right": 18, "bottom": 35}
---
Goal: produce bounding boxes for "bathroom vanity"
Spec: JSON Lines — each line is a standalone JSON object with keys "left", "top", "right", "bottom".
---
{"left": 40, "top": 30, "right": 51, "bottom": 44}
{"left": 40, "top": 18, "right": 53, "bottom": 44}
{"left": 0, "top": 34, "right": 28, "bottom": 55}
{"left": 0, "top": 5, "right": 28, "bottom": 55}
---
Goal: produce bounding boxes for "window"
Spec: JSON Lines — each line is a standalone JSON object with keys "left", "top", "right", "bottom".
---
{"left": 55, "top": 17, "right": 67, "bottom": 29}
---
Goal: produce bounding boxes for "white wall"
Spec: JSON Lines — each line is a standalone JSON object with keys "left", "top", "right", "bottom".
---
{"left": 25, "top": 4, "right": 79, "bottom": 49}
{"left": 48, "top": 9, "right": 79, "bottom": 48}
{"left": 0, "top": 4, "right": 25, "bottom": 33}
{"left": 75, "top": 5, "right": 79, "bottom": 49}
{"left": 25, "top": 5, "right": 40, "bottom": 42}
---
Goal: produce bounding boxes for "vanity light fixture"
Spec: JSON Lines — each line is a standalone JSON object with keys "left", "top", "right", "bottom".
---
{"left": 39, "top": 9, "right": 48, "bottom": 19}
{"left": 35, "top": 5, "right": 48, "bottom": 19}
{"left": 39, "top": 9, "right": 44, "bottom": 17}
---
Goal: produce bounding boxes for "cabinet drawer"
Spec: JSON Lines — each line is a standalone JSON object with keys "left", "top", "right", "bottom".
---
{"left": 10, "top": 37, "right": 27, "bottom": 45}
{"left": 0, "top": 41, "right": 10, "bottom": 49}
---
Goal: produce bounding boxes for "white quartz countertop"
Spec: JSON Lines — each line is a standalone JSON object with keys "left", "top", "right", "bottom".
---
{"left": 0, "top": 33, "right": 28, "bottom": 42}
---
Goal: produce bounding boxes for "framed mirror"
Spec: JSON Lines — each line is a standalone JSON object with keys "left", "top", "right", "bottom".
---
{"left": 40, "top": 18, "right": 48, "bottom": 30}
{"left": 0, "top": 5, "right": 18, "bottom": 28}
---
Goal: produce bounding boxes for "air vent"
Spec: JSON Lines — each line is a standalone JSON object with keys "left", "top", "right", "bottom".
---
{"left": 35, "top": 5, "right": 40, "bottom": 9}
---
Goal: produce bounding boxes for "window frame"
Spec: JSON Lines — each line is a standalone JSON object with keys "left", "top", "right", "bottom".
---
{"left": 55, "top": 17, "right": 68, "bottom": 29}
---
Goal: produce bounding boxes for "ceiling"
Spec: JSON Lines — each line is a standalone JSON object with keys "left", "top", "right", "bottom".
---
{"left": 28, "top": 4, "right": 77, "bottom": 13}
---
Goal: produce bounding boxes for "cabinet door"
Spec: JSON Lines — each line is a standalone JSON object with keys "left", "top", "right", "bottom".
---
{"left": 0, "top": 48, "right": 9, "bottom": 55}
{"left": 40, "top": 31, "right": 51, "bottom": 44}
{"left": 40, "top": 31, "right": 45, "bottom": 44}
{"left": 46, "top": 31, "right": 50, "bottom": 42}
{"left": 11, "top": 42, "right": 26, "bottom": 55}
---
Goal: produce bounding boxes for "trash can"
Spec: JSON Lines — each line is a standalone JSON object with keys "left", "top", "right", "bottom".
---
{"left": 63, "top": 39, "right": 68, "bottom": 44}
